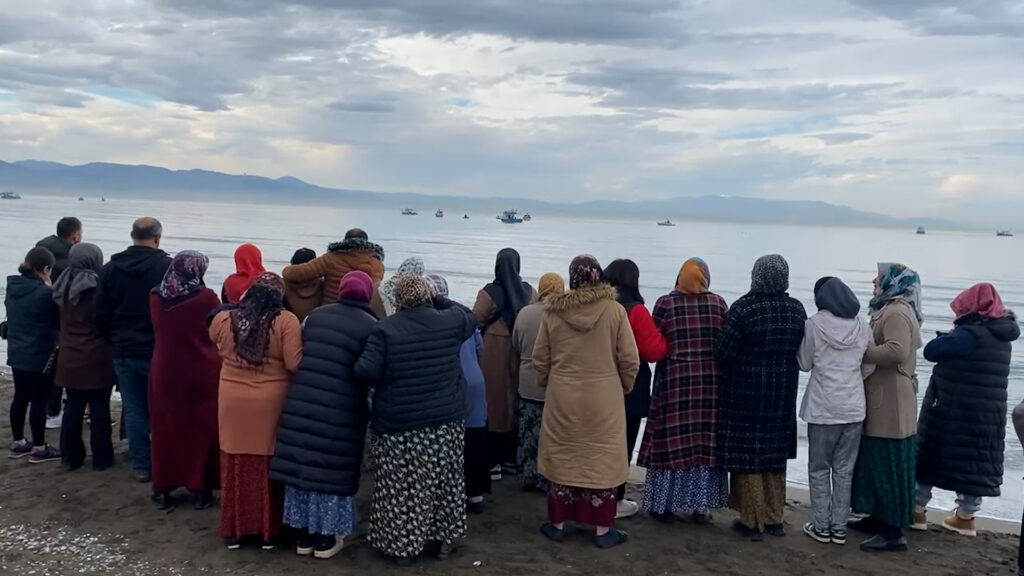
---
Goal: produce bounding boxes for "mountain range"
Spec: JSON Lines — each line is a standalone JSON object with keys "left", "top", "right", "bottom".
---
{"left": 0, "top": 159, "right": 952, "bottom": 229}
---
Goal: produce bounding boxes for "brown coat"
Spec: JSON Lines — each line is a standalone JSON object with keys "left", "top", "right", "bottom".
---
{"left": 534, "top": 284, "right": 640, "bottom": 489}
{"left": 512, "top": 301, "right": 546, "bottom": 402}
{"left": 282, "top": 249, "right": 384, "bottom": 306}
{"left": 283, "top": 278, "right": 322, "bottom": 323}
{"left": 55, "top": 287, "right": 115, "bottom": 390}
{"left": 210, "top": 310, "right": 303, "bottom": 456}
{"left": 863, "top": 301, "right": 921, "bottom": 439}
{"left": 473, "top": 287, "right": 537, "bottom": 432}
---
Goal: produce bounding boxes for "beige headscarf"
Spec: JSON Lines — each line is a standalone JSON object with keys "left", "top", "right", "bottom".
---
{"left": 537, "top": 273, "right": 565, "bottom": 300}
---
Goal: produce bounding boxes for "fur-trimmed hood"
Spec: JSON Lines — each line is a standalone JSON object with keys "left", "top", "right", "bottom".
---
{"left": 545, "top": 283, "right": 618, "bottom": 332}
{"left": 327, "top": 238, "right": 385, "bottom": 262}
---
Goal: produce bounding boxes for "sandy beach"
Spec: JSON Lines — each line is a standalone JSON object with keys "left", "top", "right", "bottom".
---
{"left": 0, "top": 372, "right": 1020, "bottom": 576}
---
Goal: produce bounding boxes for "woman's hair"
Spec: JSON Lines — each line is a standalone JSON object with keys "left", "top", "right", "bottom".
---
{"left": 18, "top": 247, "right": 55, "bottom": 275}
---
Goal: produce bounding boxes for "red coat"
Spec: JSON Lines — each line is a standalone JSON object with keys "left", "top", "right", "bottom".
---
{"left": 623, "top": 303, "right": 668, "bottom": 419}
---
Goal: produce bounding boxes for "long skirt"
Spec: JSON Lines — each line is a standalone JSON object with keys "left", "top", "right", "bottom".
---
{"left": 730, "top": 472, "right": 786, "bottom": 531}
{"left": 643, "top": 467, "right": 729, "bottom": 515}
{"left": 517, "top": 398, "right": 547, "bottom": 492}
{"left": 465, "top": 426, "right": 492, "bottom": 498}
{"left": 370, "top": 421, "right": 467, "bottom": 559}
{"left": 547, "top": 482, "right": 617, "bottom": 527}
{"left": 283, "top": 486, "right": 355, "bottom": 537}
{"left": 220, "top": 452, "right": 283, "bottom": 541}
{"left": 851, "top": 435, "right": 916, "bottom": 528}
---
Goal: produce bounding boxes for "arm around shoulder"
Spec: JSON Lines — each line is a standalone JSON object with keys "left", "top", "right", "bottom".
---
{"left": 864, "top": 307, "right": 916, "bottom": 366}
{"left": 278, "top": 312, "right": 304, "bottom": 373}
{"left": 282, "top": 256, "right": 328, "bottom": 284}
{"left": 355, "top": 327, "right": 386, "bottom": 382}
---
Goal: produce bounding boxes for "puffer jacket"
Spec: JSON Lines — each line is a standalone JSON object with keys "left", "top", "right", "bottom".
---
{"left": 797, "top": 311, "right": 872, "bottom": 425}
{"left": 4, "top": 274, "right": 59, "bottom": 372}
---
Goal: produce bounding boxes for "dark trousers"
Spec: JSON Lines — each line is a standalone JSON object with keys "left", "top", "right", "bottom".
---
{"left": 46, "top": 385, "right": 64, "bottom": 418}
{"left": 10, "top": 368, "right": 52, "bottom": 446}
{"left": 488, "top": 430, "right": 518, "bottom": 470}
{"left": 465, "top": 426, "right": 492, "bottom": 498}
{"left": 60, "top": 387, "right": 114, "bottom": 470}
{"left": 616, "top": 416, "right": 644, "bottom": 501}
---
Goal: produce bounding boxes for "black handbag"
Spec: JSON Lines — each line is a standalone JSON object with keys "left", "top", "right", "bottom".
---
{"left": 0, "top": 320, "right": 7, "bottom": 340}
{"left": 43, "top": 346, "right": 60, "bottom": 376}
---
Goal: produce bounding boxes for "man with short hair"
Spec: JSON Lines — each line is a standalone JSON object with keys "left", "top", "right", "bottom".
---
{"left": 94, "top": 217, "right": 171, "bottom": 483}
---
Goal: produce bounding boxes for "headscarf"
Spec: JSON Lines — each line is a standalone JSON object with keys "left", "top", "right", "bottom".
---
{"left": 394, "top": 275, "right": 431, "bottom": 311}
{"left": 676, "top": 258, "right": 710, "bottom": 295}
{"left": 379, "top": 256, "right": 425, "bottom": 316}
{"left": 229, "top": 272, "right": 285, "bottom": 366}
{"left": 951, "top": 283, "right": 1007, "bottom": 321}
{"left": 158, "top": 250, "right": 209, "bottom": 305}
{"left": 290, "top": 248, "right": 316, "bottom": 265}
{"left": 814, "top": 277, "right": 860, "bottom": 319}
{"left": 424, "top": 274, "right": 450, "bottom": 299}
{"left": 569, "top": 254, "right": 603, "bottom": 290}
{"left": 338, "top": 271, "right": 373, "bottom": 303}
{"left": 813, "top": 276, "right": 835, "bottom": 296}
{"left": 483, "top": 248, "right": 532, "bottom": 330}
{"left": 537, "top": 273, "right": 565, "bottom": 301}
{"left": 52, "top": 242, "right": 103, "bottom": 307}
{"left": 602, "top": 259, "right": 644, "bottom": 308}
{"left": 750, "top": 254, "right": 789, "bottom": 295}
{"left": 223, "top": 243, "right": 266, "bottom": 304}
{"left": 869, "top": 262, "right": 923, "bottom": 323}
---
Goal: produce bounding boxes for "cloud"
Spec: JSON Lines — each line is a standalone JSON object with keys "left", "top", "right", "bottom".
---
{"left": 813, "top": 132, "right": 874, "bottom": 145}
{"left": 849, "top": 0, "right": 1024, "bottom": 37}
{"left": 936, "top": 174, "right": 983, "bottom": 199}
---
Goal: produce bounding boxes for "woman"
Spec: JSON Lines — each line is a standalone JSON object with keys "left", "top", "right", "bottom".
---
{"left": 639, "top": 258, "right": 729, "bottom": 523}
{"left": 914, "top": 283, "right": 1018, "bottom": 537}
{"left": 149, "top": 251, "right": 222, "bottom": 510}
{"left": 272, "top": 271, "right": 378, "bottom": 559}
{"left": 850, "top": 263, "right": 923, "bottom": 552}
{"left": 282, "top": 229, "right": 385, "bottom": 306}
{"left": 512, "top": 272, "right": 565, "bottom": 492}
{"left": 716, "top": 255, "right": 806, "bottom": 540}
{"left": 5, "top": 247, "right": 60, "bottom": 463}
{"left": 53, "top": 243, "right": 115, "bottom": 471}
{"left": 534, "top": 255, "right": 640, "bottom": 549}
{"left": 473, "top": 248, "right": 536, "bottom": 478}
{"left": 377, "top": 256, "right": 425, "bottom": 317}
{"left": 602, "top": 259, "right": 668, "bottom": 519}
{"left": 210, "top": 272, "right": 303, "bottom": 549}
{"left": 222, "top": 243, "right": 266, "bottom": 304}
{"left": 356, "top": 276, "right": 476, "bottom": 561}
{"left": 283, "top": 247, "right": 322, "bottom": 322}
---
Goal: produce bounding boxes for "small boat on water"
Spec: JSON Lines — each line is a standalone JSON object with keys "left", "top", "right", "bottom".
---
{"left": 500, "top": 209, "right": 524, "bottom": 224}
{"left": 522, "top": 213, "right": 532, "bottom": 221}
{"left": 997, "top": 230, "right": 1014, "bottom": 237}
{"left": 463, "top": 214, "right": 470, "bottom": 219}
{"left": 916, "top": 227, "right": 926, "bottom": 235}
{"left": 657, "top": 219, "right": 676, "bottom": 227}
{"left": 401, "top": 208, "right": 418, "bottom": 216}
{"left": 0, "top": 191, "right": 21, "bottom": 199}
{"left": 101, "top": 197, "right": 106, "bottom": 202}
{"left": 78, "top": 196, "right": 84, "bottom": 201}
{"left": 435, "top": 209, "right": 444, "bottom": 218}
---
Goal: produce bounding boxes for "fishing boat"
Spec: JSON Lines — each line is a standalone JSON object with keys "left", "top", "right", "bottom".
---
{"left": 401, "top": 208, "right": 418, "bottom": 216}
{"left": 463, "top": 214, "right": 470, "bottom": 219}
{"left": 997, "top": 230, "right": 1014, "bottom": 237}
{"left": 657, "top": 219, "right": 676, "bottom": 227}
{"left": 522, "top": 213, "right": 532, "bottom": 221}
{"left": 500, "top": 209, "right": 524, "bottom": 224}
{"left": 916, "top": 226, "right": 926, "bottom": 235}
{"left": 435, "top": 209, "right": 444, "bottom": 218}
{"left": 0, "top": 191, "right": 21, "bottom": 199}
{"left": 78, "top": 196, "right": 84, "bottom": 201}
{"left": 101, "top": 197, "right": 106, "bottom": 202}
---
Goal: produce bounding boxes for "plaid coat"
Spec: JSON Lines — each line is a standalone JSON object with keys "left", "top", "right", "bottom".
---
{"left": 715, "top": 293, "right": 806, "bottom": 474}
{"left": 638, "top": 291, "right": 729, "bottom": 470}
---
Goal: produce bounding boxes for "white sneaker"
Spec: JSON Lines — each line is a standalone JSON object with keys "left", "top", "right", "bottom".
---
{"left": 615, "top": 499, "right": 640, "bottom": 519}
{"left": 46, "top": 412, "right": 63, "bottom": 429}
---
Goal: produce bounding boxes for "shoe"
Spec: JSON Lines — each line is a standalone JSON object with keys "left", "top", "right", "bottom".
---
{"left": 831, "top": 529, "right": 847, "bottom": 545}
{"left": 859, "top": 534, "right": 908, "bottom": 552}
{"left": 466, "top": 498, "right": 484, "bottom": 515}
{"left": 60, "top": 461, "right": 84, "bottom": 473}
{"left": 225, "top": 538, "right": 241, "bottom": 550}
{"left": 46, "top": 412, "right": 63, "bottom": 430}
{"left": 848, "top": 515, "right": 883, "bottom": 534}
{"left": 732, "top": 519, "right": 764, "bottom": 542}
{"left": 803, "top": 522, "right": 831, "bottom": 544}
{"left": 133, "top": 470, "right": 152, "bottom": 483}
{"left": 436, "top": 542, "right": 455, "bottom": 561}
{"left": 313, "top": 535, "right": 344, "bottom": 559}
{"left": 296, "top": 532, "right": 314, "bottom": 556}
{"left": 911, "top": 509, "right": 928, "bottom": 531}
{"left": 8, "top": 439, "right": 32, "bottom": 459}
{"left": 765, "top": 523, "right": 786, "bottom": 537}
{"left": 28, "top": 445, "right": 61, "bottom": 464}
{"left": 615, "top": 499, "right": 640, "bottom": 519}
{"left": 594, "top": 529, "right": 628, "bottom": 549}
{"left": 193, "top": 489, "right": 216, "bottom": 510}
{"left": 261, "top": 539, "right": 276, "bottom": 551}
{"left": 151, "top": 492, "right": 174, "bottom": 511}
{"left": 692, "top": 512, "right": 712, "bottom": 525}
{"left": 649, "top": 511, "right": 675, "bottom": 523}
{"left": 501, "top": 462, "right": 518, "bottom": 477}
{"left": 941, "top": 508, "right": 977, "bottom": 537}
{"left": 539, "top": 523, "right": 564, "bottom": 542}
{"left": 490, "top": 465, "right": 502, "bottom": 481}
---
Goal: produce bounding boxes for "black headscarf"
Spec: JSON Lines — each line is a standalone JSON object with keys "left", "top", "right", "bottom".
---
{"left": 602, "top": 259, "right": 643, "bottom": 309}
{"left": 814, "top": 277, "right": 861, "bottom": 319}
{"left": 483, "top": 248, "right": 531, "bottom": 331}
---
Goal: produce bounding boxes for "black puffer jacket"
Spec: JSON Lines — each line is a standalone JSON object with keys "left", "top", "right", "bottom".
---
{"left": 271, "top": 300, "right": 378, "bottom": 495}
{"left": 917, "top": 314, "right": 1021, "bottom": 496}
{"left": 4, "top": 274, "right": 59, "bottom": 372}
{"left": 356, "top": 300, "right": 476, "bottom": 434}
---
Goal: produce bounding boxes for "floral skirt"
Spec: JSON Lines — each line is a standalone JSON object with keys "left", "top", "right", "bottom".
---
{"left": 851, "top": 435, "right": 917, "bottom": 527}
{"left": 547, "top": 482, "right": 617, "bottom": 527}
{"left": 219, "top": 452, "right": 283, "bottom": 541}
{"left": 370, "top": 421, "right": 467, "bottom": 559}
{"left": 643, "top": 467, "right": 729, "bottom": 515}
{"left": 283, "top": 487, "right": 355, "bottom": 537}
{"left": 730, "top": 472, "right": 786, "bottom": 531}
{"left": 517, "top": 399, "right": 547, "bottom": 491}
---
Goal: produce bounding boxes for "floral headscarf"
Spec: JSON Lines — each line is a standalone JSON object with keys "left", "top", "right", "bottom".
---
{"left": 750, "top": 254, "right": 789, "bottom": 295}
{"left": 158, "top": 250, "right": 209, "bottom": 305}
{"left": 569, "top": 255, "right": 603, "bottom": 290}
{"left": 869, "top": 262, "right": 922, "bottom": 323}
{"left": 229, "top": 272, "right": 286, "bottom": 366}
{"left": 380, "top": 256, "right": 425, "bottom": 316}
{"left": 676, "top": 258, "right": 710, "bottom": 295}
{"left": 394, "top": 275, "right": 431, "bottom": 311}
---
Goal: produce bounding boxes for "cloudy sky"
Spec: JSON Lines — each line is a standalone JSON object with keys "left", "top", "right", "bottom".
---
{"left": 1, "top": 1, "right": 1022, "bottom": 221}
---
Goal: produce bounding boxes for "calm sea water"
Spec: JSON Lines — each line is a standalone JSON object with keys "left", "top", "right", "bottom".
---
{"left": 2, "top": 196, "right": 1023, "bottom": 521}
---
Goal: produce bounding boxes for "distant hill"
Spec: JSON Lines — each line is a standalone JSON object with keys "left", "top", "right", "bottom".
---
{"left": 0, "top": 159, "right": 953, "bottom": 229}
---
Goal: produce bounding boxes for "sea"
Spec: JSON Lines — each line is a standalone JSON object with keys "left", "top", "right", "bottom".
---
{"left": 2, "top": 195, "right": 1023, "bottom": 521}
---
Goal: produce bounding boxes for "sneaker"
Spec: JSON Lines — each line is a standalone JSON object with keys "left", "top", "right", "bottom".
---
{"left": 296, "top": 532, "right": 314, "bottom": 556}
{"left": 615, "top": 499, "right": 640, "bottom": 519}
{"left": 859, "top": 533, "right": 908, "bottom": 552}
{"left": 313, "top": 535, "right": 344, "bottom": 559}
{"left": 133, "top": 470, "right": 152, "bottom": 483}
{"left": 8, "top": 439, "right": 32, "bottom": 459}
{"left": 225, "top": 538, "right": 241, "bottom": 550}
{"left": 941, "top": 508, "right": 977, "bottom": 537}
{"left": 46, "top": 412, "right": 63, "bottom": 430}
{"left": 489, "top": 465, "right": 502, "bottom": 481}
{"left": 910, "top": 509, "right": 928, "bottom": 531}
{"left": 803, "top": 522, "right": 831, "bottom": 544}
{"left": 28, "top": 445, "right": 61, "bottom": 464}
{"left": 831, "top": 529, "right": 847, "bottom": 545}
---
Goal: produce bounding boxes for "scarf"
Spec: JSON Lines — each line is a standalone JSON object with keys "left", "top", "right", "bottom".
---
{"left": 869, "top": 262, "right": 923, "bottom": 323}
{"left": 676, "top": 258, "right": 710, "bottom": 295}
{"left": 750, "top": 254, "right": 789, "bottom": 295}
{"left": 338, "top": 271, "right": 374, "bottom": 303}
{"left": 537, "top": 273, "right": 565, "bottom": 301}
{"left": 483, "top": 248, "right": 532, "bottom": 330}
{"left": 229, "top": 272, "right": 285, "bottom": 366}
{"left": 569, "top": 254, "right": 603, "bottom": 290}
{"left": 951, "top": 282, "right": 1007, "bottom": 321}
{"left": 814, "top": 277, "right": 860, "bottom": 319}
{"left": 223, "top": 243, "right": 266, "bottom": 304}
{"left": 424, "top": 274, "right": 449, "bottom": 299}
{"left": 52, "top": 242, "right": 103, "bottom": 307}
{"left": 602, "top": 259, "right": 644, "bottom": 308}
{"left": 395, "top": 275, "right": 431, "bottom": 311}
{"left": 380, "top": 256, "right": 425, "bottom": 316}
{"left": 158, "top": 250, "right": 209, "bottom": 305}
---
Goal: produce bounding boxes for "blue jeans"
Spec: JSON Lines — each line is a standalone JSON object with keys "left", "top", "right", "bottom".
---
{"left": 114, "top": 357, "right": 151, "bottom": 473}
{"left": 915, "top": 483, "right": 983, "bottom": 517}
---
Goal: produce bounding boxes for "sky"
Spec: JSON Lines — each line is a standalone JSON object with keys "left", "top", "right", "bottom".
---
{"left": 0, "top": 1, "right": 1022, "bottom": 223}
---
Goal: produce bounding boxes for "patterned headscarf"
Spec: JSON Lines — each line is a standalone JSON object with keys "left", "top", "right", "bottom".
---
{"left": 869, "top": 262, "right": 923, "bottom": 323}
{"left": 537, "top": 273, "right": 565, "bottom": 301}
{"left": 229, "top": 272, "right": 286, "bottom": 366}
{"left": 676, "top": 258, "right": 710, "bottom": 295}
{"left": 52, "top": 243, "right": 103, "bottom": 307}
{"left": 424, "top": 274, "right": 449, "bottom": 299}
{"left": 951, "top": 283, "right": 1007, "bottom": 321}
{"left": 157, "top": 251, "right": 209, "bottom": 304}
{"left": 394, "top": 275, "right": 431, "bottom": 311}
{"left": 750, "top": 254, "right": 789, "bottom": 295}
{"left": 569, "top": 255, "right": 603, "bottom": 290}
{"left": 380, "top": 256, "right": 425, "bottom": 316}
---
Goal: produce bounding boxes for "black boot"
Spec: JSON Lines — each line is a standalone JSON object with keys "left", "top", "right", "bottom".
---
{"left": 151, "top": 491, "right": 174, "bottom": 511}
{"left": 860, "top": 524, "right": 908, "bottom": 552}
{"left": 193, "top": 489, "right": 216, "bottom": 510}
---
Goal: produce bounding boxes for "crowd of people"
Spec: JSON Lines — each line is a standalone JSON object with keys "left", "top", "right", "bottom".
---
{"left": 2, "top": 216, "right": 1023, "bottom": 568}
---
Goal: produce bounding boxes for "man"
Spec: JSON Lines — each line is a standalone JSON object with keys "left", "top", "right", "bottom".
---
{"left": 36, "top": 217, "right": 83, "bottom": 428}
{"left": 94, "top": 217, "right": 171, "bottom": 483}
{"left": 282, "top": 227, "right": 385, "bottom": 306}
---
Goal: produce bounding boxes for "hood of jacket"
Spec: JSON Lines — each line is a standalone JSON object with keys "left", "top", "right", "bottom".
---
{"left": 36, "top": 235, "right": 72, "bottom": 259}
{"left": 5, "top": 274, "right": 45, "bottom": 299}
{"left": 326, "top": 238, "right": 385, "bottom": 262}
{"left": 811, "top": 310, "right": 871, "bottom": 350}
{"left": 109, "top": 246, "right": 169, "bottom": 277}
{"left": 974, "top": 313, "right": 1022, "bottom": 343}
{"left": 545, "top": 283, "right": 617, "bottom": 332}
{"left": 815, "top": 277, "right": 860, "bottom": 319}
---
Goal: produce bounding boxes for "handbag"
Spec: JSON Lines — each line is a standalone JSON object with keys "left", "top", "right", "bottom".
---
{"left": 0, "top": 320, "right": 7, "bottom": 340}
{"left": 43, "top": 346, "right": 60, "bottom": 376}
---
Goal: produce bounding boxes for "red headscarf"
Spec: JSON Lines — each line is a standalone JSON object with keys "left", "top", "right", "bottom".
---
{"left": 951, "top": 282, "right": 1007, "bottom": 320}
{"left": 223, "top": 243, "right": 266, "bottom": 304}
{"left": 338, "top": 271, "right": 373, "bottom": 303}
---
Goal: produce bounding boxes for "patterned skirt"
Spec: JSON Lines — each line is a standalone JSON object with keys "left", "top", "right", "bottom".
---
{"left": 729, "top": 472, "right": 786, "bottom": 531}
{"left": 643, "top": 467, "right": 729, "bottom": 515}
{"left": 851, "top": 435, "right": 916, "bottom": 527}
{"left": 219, "top": 452, "right": 283, "bottom": 541}
{"left": 547, "top": 482, "right": 617, "bottom": 527}
{"left": 283, "top": 487, "right": 355, "bottom": 537}
{"left": 370, "top": 421, "right": 467, "bottom": 559}
{"left": 517, "top": 399, "right": 547, "bottom": 492}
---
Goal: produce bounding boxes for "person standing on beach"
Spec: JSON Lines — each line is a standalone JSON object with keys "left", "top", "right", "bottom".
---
{"left": 512, "top": 272, "right": 565, "bottom": 493}
{"left": 149, "top": 251, "right": 222, "bottom": 510}
{"left": 222, "top": 243, "right": 266, "bottom": 304}
{"left": 210, "top": 272, "right": 302, "bottom": 550}
{"left": 639, "top": 258, "right": 730, "bottom": 523}
{"left": 377, "top": 257, "right": 426, "bottom": 317}
{"left": 716, "top": 255, "right": 806, "bottom": 540}
{"left": 914, "top": 283, "right": 1019, "bottom": 537}
{"left": 797, "top": 277, "right": 871, "bottom": 545}
{"left": 534, "top": 255, "right": 640, "bottom": 549}
{"left": 850, "top": 263, "right": 923, "bottom": 552}
{"left": 602, "top": 259, "right": 668, "bottom": 519}
{"left": 282, "top": 248, "right": 322, "bottom": 322}
{"left": 4, "top": 247, "right": 60, "bottom": 463}
{"left": 473, "top": 248, "right": 537, "bottom": 480}
{"left": 1013, "top": 399, "right": 1024, "bottom": 576}
{"left": 282, "top": 228, "right": 385, "bottom": 306}
{"left": 94, "top": 217, "right": 172, "bottom": 482}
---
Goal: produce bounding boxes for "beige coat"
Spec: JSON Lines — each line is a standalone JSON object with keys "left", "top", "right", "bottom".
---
{"left": 534, "top": 284, "right": 640, "bottom": 489}
{"left": 512, "top": 302, "right": 546, "bottom": 402}
{"left": 863, "top": 301, "right": 921, "bottom": 439}
{"left": 473, "top": 288, "right": 537, "bottom": 432}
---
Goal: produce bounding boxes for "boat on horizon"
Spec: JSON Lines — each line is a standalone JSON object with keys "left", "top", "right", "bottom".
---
{"left": 916, "top": 226, "right": 926, "bottom": 235}
{"left": 463, "top": 214, "right": 470, "bottom": 219}
{"left": 522, "top": 213, "right": 532, "bottom": 221}
{"left": 435, "top": 209, "right": 444, "bottom": 218}
{"left": 657, "top": 219, "right": 676, "bottom": 227}
{"left": 500, "top": 209, "right": 523, "bottom": 224}
{"left": 401, "top": 208, "right": 418, "bottom": 216}
{"left": 78, "top": 196, "right": 84, "bottom": 201}
{"left": 997, "top": 230, "right": 1014, "bottom": 237}
{"left": 0, "top": 191, "right": 21, "bottom": 200}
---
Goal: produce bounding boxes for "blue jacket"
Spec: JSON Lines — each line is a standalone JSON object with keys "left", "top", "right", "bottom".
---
{"left": 4, "top": 274, "right": 59, "bottom": 372}
{"left": 460, "top": 330, "right": 487, "bottom": 429}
